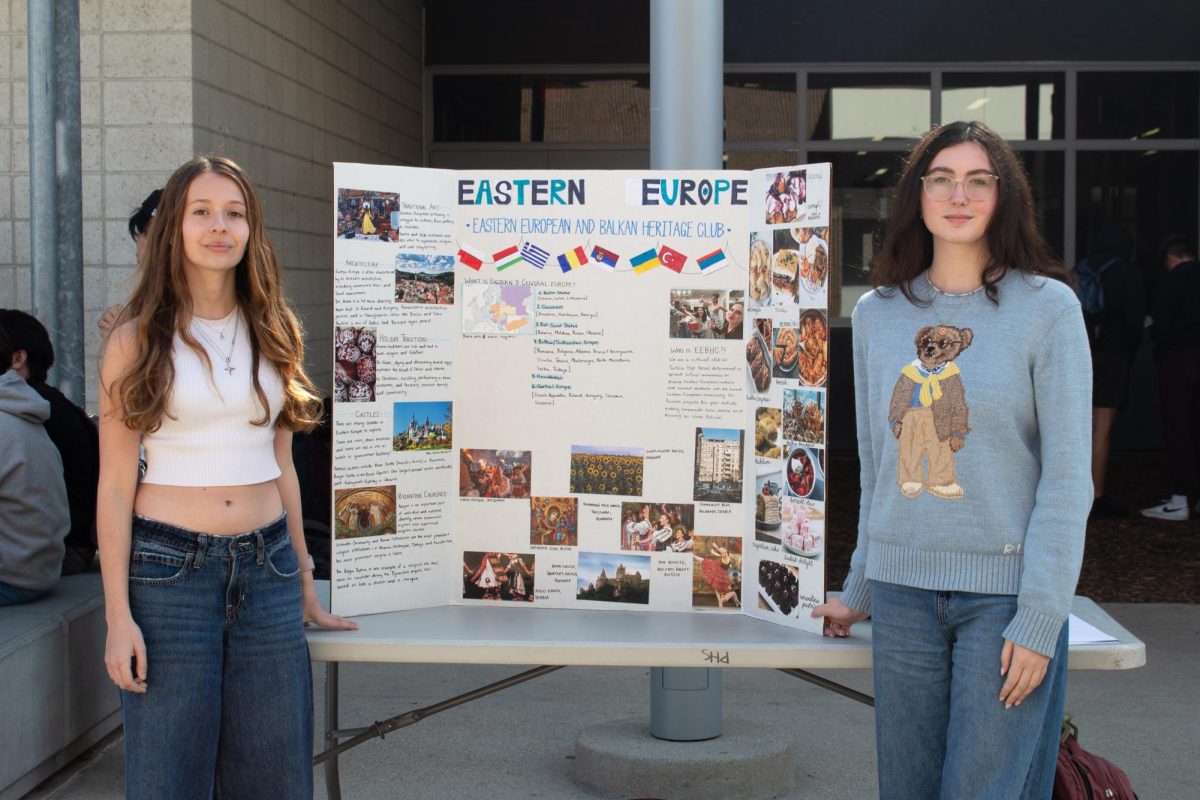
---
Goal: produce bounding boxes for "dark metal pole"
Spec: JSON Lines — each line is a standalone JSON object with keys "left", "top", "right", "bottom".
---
{"left": 28, "top": 0, "right": 84, "bottom": 404}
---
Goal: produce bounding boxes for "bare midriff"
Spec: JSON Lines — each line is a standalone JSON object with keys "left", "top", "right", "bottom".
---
{"left": 134, "top": 481, "right": 284, "bottom": 536}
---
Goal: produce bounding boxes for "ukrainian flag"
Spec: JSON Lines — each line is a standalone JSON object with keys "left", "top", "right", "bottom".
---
{"left": 630, "top": 248, "right": 660, "bottom": 274}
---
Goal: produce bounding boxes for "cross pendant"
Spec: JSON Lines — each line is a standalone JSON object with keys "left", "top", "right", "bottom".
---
{"left": 224, "top": 365, "right": 235, "bottom": 375}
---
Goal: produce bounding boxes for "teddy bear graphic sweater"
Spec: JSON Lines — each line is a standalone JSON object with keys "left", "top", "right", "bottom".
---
{"left": 840, "top": 270, "right": 1092, "bottom": 657}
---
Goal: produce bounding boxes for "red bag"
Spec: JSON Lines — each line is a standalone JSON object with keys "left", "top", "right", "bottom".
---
{"left": 1053, "top": 716, "right": 1138, "bottom": 799}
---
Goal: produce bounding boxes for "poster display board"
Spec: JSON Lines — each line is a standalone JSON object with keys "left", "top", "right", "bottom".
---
{"left": 331, "top": 164, "right": 831, "bottom": 634}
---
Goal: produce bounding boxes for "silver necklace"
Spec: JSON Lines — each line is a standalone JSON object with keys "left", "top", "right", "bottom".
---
{"left": 926, "top": 276, "right": 983, "bottom": 328}
{"left": 192, "top": 314, "right": 239, "bottom": 375}
{"left": 193, "top": 310, "right": 236, "bottom": 341}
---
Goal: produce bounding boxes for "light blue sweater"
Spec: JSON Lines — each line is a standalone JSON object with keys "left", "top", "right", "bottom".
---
{"left": 841, "top": 270, "right": 1092, "bottom": 657}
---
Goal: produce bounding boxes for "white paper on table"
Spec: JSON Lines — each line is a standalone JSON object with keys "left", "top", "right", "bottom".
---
{"left": 1068, "top": 613, "right": 1118, "bottom": 645}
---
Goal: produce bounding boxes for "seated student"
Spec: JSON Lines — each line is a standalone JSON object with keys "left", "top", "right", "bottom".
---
{"left": 0, "top": 324, "right": 70, "bottom": 604}
{"left": 0, "top": 309, "right": 100, "bottom": 573}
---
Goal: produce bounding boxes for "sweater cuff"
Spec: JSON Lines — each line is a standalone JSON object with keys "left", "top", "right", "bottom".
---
{"left": 838, "top": 571, "right": 871, "bottom": 616}
{"left": 1002, "top": 606, "right": 1066, "bottom": 658}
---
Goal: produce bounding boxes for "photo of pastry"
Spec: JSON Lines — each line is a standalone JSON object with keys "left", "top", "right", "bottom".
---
{"left": 758, "top": 558, "right": 799, "bottom": 616}
{"left": 748, "top": 235, "right": 771, "bottom": 306}
{"left": 746, "top": 323, "right": 773, "bottom": 394}
{"left": 772, "top": 326, "right": 799, "bottom": 379}
{"left": 797, "top": 309, "right": 829, "bottom": 387}
{"left": 754, "top": 406, "right": 782, "bottom": 458}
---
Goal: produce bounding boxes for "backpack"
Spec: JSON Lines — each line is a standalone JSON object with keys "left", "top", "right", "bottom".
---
{"left": 1054, "top": 715, "right": 1138, "bottom": 799}
{"left": 1074, "top": 256, "right": 1120, "bottom": 315}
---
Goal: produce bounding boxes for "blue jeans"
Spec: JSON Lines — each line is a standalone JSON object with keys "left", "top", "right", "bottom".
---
{"left": 0, "top": 581, "right": 48, "bottom": 605}
{"left": 122, "top": 515, "right": 313, "bottom": 800}
{"left": 869, "top": 581, "right": 1068, "bottom": 800}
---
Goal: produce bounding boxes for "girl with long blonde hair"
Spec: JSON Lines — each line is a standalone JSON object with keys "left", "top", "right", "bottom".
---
{"left": 98, "top": 155, "right": 355, "bottom": 798}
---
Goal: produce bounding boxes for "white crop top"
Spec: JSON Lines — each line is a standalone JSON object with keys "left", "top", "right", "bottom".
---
{"left": 141, "top": 311, "right": 284, "bottom": 486}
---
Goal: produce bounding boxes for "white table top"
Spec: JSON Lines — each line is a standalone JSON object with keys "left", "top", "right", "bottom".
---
{"left": 306, "top": 585, "right": 1145, "bottom": 671}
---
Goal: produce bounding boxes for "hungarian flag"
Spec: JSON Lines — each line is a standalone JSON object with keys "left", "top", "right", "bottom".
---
{"left": 492, "top": 245, "right": 522, "bottom": 271}
{"left": 456, "top": 244, "right": 485, "bottom": 270}
{"left": 629, "top": 248, "right": 660, "bottom": 274}
{"left": 590, "top": 245, "right": 619, "bottom": 269}
{"left": 557, "top": 245, "right": 589, "bottom": 273}
{"left": 658, "top": 245, "right": 688, "bottom": 273}
{"left": 697, "top": 248, "right": 727, "bottom": 270}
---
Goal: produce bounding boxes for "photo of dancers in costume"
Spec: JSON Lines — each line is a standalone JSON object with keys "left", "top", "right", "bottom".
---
{"left": 333, "top": 486, "right": 397, "bottom": 540}
{"left": 530, "top": 496, "right": 578, "bottom": 546}
{"left": 462, "top": 551, "right": 536, "bottom": 601}
{"left": 459, "top": 449, "right": 532, "bottom": 499}
{"left": 619, "top": 502, "right": 695, "bottom": 552}
{"left": 569, "top": 445, "right": 643, "bottom": 496}
{"left": 691, "top": 535, "right": 743, "bottom": 609}
{"left": 336, "top": 188, "right": 400, "bottom": 242}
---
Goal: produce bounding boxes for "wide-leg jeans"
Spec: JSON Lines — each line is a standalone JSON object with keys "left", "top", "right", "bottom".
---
{"left": 122, "top": 514, "right": 313, "bottom": 800}
{"left": 869, "top": 580, "right": 1068, "bottom": 800}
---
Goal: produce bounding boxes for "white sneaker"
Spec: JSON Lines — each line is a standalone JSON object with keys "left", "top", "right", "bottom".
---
{"left": 1141, "top": 500, "right": 1190, "bottom": 522}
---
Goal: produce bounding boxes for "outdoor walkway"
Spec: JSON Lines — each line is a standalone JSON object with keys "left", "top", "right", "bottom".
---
{"left": 22, "top": 603, "right": 1200, "bottom": 799}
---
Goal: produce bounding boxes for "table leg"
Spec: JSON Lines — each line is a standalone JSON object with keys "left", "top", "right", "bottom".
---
{"left": 324, "top": 661, "right": 341, "bottom": 800}
{"left": 649, "top": 667, "right": 723, "bottom": 741}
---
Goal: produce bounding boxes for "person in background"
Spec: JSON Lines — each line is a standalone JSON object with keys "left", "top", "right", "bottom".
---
{"left": 814, "top": 121, "right": 1090, "bottom": 800}
{"left": 0, "top": 323, "right": 70, "bottom": 604}
{"left": 1075, "top": 223, "right": 1144, "bottom": 519}
{"left": 98, "top": 189, "right": 161, "bottom": 338}
{"left": 1141, "top": 235, "right": 1200, "bottom": 521}
{"left": 0, "top": 309, "right": 99, "bottom": 573}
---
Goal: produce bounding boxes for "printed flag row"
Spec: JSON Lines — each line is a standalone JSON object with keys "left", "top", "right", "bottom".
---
{"left": 455, "top": 241, "right": 728, "bottom": 274}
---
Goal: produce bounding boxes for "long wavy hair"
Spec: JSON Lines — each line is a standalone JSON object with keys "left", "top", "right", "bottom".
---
{"left": 112, "top": 156, "right": 322, "bottom": 433}
{"left": 871, "top": 121, "right": 1069, "bottom": 304}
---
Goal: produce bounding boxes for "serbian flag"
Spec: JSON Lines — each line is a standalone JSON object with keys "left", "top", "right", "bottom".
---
{"left": 630, "top": 248, "right": 660, "bottom": 274}
{"left": 557, "top": 245, "right": 589, "bottom": 272}
{"left": 658, "top": 245, "right": 688, "bottom": 273}
{"left": 697, "top": 248, "right": 727, "bottom": 270}
{"left": 456, "top": 244, "right": 485, "bottom": 270}
{"left": 492, "top": 245, "right": 523, "bottom": 271}
{"left": 590, "top": 245, "right": 619, "bottom": 269}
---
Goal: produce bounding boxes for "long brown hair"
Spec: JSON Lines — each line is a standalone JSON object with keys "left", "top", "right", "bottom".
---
{"left": 871, "top": 121, "right": 1069, "bottom": 304}
{"left": 112, "top": 156, "right": 322, "bottom": 433}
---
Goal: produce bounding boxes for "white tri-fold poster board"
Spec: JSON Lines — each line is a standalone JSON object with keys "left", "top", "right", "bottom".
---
{"left": 331, "top": 163, "right": 831, "bottom": 634}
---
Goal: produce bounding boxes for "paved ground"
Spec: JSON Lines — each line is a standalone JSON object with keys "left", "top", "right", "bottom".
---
{"left": 24, "top": 603, "right": 1200, "bottom": 800}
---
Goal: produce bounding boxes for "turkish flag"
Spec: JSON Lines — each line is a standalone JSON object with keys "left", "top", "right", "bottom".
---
{"left": 658, "top": 245, "right": 688, "bottom": 273}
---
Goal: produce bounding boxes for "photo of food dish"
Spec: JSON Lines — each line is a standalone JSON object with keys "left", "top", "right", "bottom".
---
{"left": 785, "top": 445, "right": 825, "bottom": 502}
{"left": 797, "top": 309, "right": 828, "bottom": 387}
{"left": 773, "top": 326, "right": 799, "bottom": 379}
{"left": 764, "top": 170, "right": 806, "bottom": 225}
{"left": 754, "top": 465, "right": 785, "bottom": 542}
{"left": 771, "top": 249, "right": 799, "bottom": 304}
{"left": 791, "top": 227, "right": 830, "bottom": 294}
{"left": 782, "top": 515, "right": 824, "bottom": 560}
{"left": 782, "top": 388, "right": 825, "bottom": 446}
{"left": 754, "top": 406, "right": 781, "bottom": 458}
{"left": 758, "top": 559, "right": 799, "bottom": 616}
{"left": 748, "top": 236, "right": 771, "bottom": 305}
{"left": 745, "top": 327, "right": 772, "bottom": 393}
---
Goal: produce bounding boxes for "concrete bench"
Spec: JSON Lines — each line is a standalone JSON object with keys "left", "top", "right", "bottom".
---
{"left": 0, "top": 573, "right": 120, "bottom": 800}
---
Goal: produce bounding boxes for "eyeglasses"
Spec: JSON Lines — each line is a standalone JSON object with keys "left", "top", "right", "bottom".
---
{"left": 920, "top": 173, "right": 999, "bottom": 202}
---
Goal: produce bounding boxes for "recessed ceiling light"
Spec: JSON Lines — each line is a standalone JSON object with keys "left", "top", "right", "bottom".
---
{"left": 966, "top": 97, "right": 990, "bottom": 111}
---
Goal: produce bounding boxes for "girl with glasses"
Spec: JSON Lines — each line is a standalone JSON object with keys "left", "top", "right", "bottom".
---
{"left": 813, "top": 121, "right": 1090, "bottom": 799}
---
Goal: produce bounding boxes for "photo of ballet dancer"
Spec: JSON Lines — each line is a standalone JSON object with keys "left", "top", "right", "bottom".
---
{"left": 459, "top": 449, "right": 532, "bottom": 499}
{"left": 668, "top": 289, "right": 745, "bottom": 340}
{"left": 619, "top": 502, "right": 695, "bottom": 552}
{"left": 691, "top": 535, "right": 742, "bottom": 610}
{"left": 463, "top": 551, "right": 535, "bottom": 602}
{"left": 337, "top": 188, "right": 400, "bottom": 242}
{"left": 531, "top": 496, "right": 578, "bottom": 547}
{"left": 693, "top": 427, "right": 744, "bottom": 503}
{"left": 569, "top": 445, "right": 644, "bottom": 496}
{"left": 395, "top": 253, "right": 454, "bottom": 305}
{"left": 393, "top": 401, "right": 452, "bottom": 452}
{"left": 333, "top": 485, "right": 397, "bottom": 540}
{"left": 764, "top": 169, "right": 806, "bottom": 225}
{"left": 576, "top": 551, "right": 650, "bottom": 605}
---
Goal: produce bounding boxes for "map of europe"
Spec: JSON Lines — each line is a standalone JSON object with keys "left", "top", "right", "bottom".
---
{"left": 461, "top": 283, "right": 536, "bottom": 335}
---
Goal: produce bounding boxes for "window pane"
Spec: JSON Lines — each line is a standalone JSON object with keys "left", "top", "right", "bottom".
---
{"left": 1017, "top": 150, "right": 1065, "bottom": 259}
{"left": 724, "top": 150, "right": 799, "bottom": 170}
{"left": 725, "top": 74, "right": 797, "bottom": 142}
{"left": 942, "top": 73, "right": 1064, "bottom": 140}
{"left": 1078, "top": 72, "right": 1199, "bottom": 139}
{"left": 808, "top": 151, "right": 906, "bottom": 317}
{"left": 808, "top": 74, "right": 930, "bottom": 141}
{"left": 433, "top": 75, "right": 650, "bottom": 143}
{"left": 1076, "top": 151, "right": 1199, "bottom": 270}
